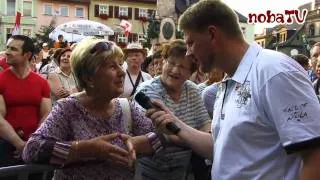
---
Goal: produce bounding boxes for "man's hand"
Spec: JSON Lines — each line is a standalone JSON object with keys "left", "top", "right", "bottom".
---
{"left": 145, "top": 100, "right": 181, "bottom": 135}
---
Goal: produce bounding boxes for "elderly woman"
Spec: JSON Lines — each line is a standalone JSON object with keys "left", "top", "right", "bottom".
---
{"left": 47, "top": 49, "right": 78, "bottom": 104}
{"left": 134, "top": 39, "right": 211, "bottom": 179}
{"left": 22, "top": 38, "right": 162, "bottom": 179}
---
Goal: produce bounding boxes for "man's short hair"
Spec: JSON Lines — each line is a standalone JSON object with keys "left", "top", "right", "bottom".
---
{"left": 58, "top": 34, "right": 63, "bottom": 39}
{"left": 178, "top": 0, "right": 243, "bottom": 38}
{"left": 10, "top": 35, "right": 35, "bottom": 60}
{"left": 291, "top": 54, "right": 309, "bottom": 67}
{"left": 310, "top": 42, "right": 320, "bottom": 54}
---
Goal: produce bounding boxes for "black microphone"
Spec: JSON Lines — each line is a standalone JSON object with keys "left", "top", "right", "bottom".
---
{"left": 135, "top": 92, "right": 181, "bottom": 135}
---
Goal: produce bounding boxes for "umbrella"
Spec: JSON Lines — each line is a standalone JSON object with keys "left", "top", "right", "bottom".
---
{"left": 54, "top": 20, "right": 114, "bottom": 36}
{"left": 49, "top": 29, "right": 86, "bottom": 43}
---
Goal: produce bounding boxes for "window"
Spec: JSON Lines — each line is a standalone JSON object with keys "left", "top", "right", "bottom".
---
{"left": 23, "top": 1, "right": 32, "bottom": 16}
{"left": 309, "top": 24, "right": 315, "bottom": 36}
{"left": 75, "top": 7, "right": 84, "bottom": 17}
{"left": 44, "top": 4, "right": 53, "bottom": 15}
{"left": 6, "top": 28, "right": 13, "bottom": 42}
{"left": 23, "top": 29, "right": 31, "bottom": 36}
{"left": 138, "top": 34, "right": 145, "bottom": 42}
{"left": 60, "top": 5, "right": 69, "bottom": 16}
{"left": 99, "top": 5, "right": 108, "bottom": 15}
{"left": 261, "top": 41, "right": 264, "bottom": 48}
{"left": 139, "top": 9, "right": 148, "bottom": 18}
{"left": 7, "top": 0, "right": 16, "bottom": 16}
{"left": 119, "top": 7, "right": 128, "bottom": 16}
{"left": 118, "top": 34, "right": 128, "bottom": 43}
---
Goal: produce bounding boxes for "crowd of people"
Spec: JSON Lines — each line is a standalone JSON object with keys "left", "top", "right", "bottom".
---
{"left": 0, "top": 0, "right": 319, "bottom": 180}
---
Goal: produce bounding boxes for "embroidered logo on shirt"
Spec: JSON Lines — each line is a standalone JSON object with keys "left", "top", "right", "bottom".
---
{"left": 235, "top": 81, "right": 251, "bottom": 108}
{"left": 283, "top": 103, "right": 309, "bottom": 122}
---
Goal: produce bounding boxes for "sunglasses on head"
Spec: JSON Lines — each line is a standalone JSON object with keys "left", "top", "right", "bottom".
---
{"left": 90, "top": 41, "right": 113, "bottom": 55}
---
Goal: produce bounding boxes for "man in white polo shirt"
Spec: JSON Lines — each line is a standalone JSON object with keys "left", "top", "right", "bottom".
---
{"left": 145, "top": 0, "right": 320, "bottom": 179}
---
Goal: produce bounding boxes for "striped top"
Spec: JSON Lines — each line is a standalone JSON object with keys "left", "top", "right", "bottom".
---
{"left": 135, "top": 76, "right": 210, "bottom": 129}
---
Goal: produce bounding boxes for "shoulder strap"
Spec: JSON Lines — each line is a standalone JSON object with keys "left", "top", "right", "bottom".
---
{"left": 118, "top": 98, "right": 132, "bottom": 134}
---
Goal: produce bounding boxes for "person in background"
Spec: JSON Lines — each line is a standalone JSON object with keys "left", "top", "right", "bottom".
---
{"left": 313, "top": 60, "right": 320, "bottom": 99}
{"left": 142, "top": 55, "right": 154, "bottom": 77}
{"left": 153, "top": 51, "right": 164, "bottom": 77}
{"left": 23, "top": 38, "right": 164, "bottom": 180}
{"left": 309, "top": 42, "right": 320, "bottom": 82}
{"left": 197, "top": 68, "right": 224, "bottom": 93}
{"left": 47, "top": 49, "right": 78, "bottom": 104}
{"left": 134, "top": 39, "right": 211, "bottom": 180}
{"left": 199, "top": 68, "right": 225, "bottom": 118}
{"left": 39, "top": 48, "right": 63, "bottom": 76}
{"left": 190, "top": 68, "right": 207, "bottom": 84}
{"left": 152, "top": 42, "right": 163, "bottom": 54}
{"left": 54, "top": 34, "right": 69, "bottom": 49}
{"left": 291, "top": 54, "right": 309, "bottom": 71}
{"left": 0, "top": 35, "right": 51, "bottom": 166}
{"left": 146, "top": 1, "right": 320, "bottom": 179}
{"left": 37, "top": 43, "right": 50, "bottom": 71}
{"left": 121, "top": 43, "right": 152, "bottom": 98}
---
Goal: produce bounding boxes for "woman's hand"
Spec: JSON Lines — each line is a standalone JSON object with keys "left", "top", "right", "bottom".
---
{"left": 57, "top": 88, "right": 70, "bottom": 98}
{"left": 119, "top": 134, "right": 136, "bottom": 167}
{"left": 87, "top": 133, "right": 130, "bottom": 166}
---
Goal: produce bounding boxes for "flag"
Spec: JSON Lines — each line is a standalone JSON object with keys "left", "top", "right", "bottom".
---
{"left": 12, "top": 11, "right": 21, "bottom": 35}
{"left": 120, "top": 20, "right": 132, "bottom": 37}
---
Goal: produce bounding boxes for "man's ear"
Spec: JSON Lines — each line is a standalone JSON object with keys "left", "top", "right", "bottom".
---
{"left": 207, "top": 25, "right": 217, "bottom": 41}
{"left": 24, "top": 52, "right": 33, "bottom": 61}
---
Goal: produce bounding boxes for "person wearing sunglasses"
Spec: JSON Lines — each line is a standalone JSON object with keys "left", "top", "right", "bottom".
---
{"left": 22, "top": 38, "right": 163, "bottom": 179}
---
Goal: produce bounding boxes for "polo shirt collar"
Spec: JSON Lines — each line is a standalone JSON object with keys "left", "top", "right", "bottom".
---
{"left": 229, "top": 42, "right": 262, "bottom": 84}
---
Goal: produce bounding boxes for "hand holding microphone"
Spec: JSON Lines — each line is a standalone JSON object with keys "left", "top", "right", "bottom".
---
{"left": 135, "top": 92, "right": 181, "bottom": 135}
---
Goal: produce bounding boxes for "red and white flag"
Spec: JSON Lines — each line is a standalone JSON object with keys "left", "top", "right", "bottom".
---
{"left": 12, "top": 12, "right": 21, "bottom": 35}
{"left": 120, "top": 20, "right": 132, "bottom": 37}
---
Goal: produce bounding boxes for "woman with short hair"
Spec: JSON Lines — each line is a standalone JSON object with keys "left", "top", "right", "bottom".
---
{"left": 135, "top": 39, "right": 211, "bottom": 180}
{"left": 47, "top": 49, "right": 78, "bottom": 104}
{"left": 23, "top": 38, "right": 162, "bottom": 179}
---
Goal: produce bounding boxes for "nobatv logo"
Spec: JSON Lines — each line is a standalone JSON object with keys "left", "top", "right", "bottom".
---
{"left": 247, "top": 9, "right": 308, "bottom": 25}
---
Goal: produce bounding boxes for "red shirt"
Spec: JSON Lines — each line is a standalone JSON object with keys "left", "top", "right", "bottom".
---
{"left": 0, "top": 69, "right": 50, "bottom": 140}
{"left": 0, "top": 56, "right": 9, "bottom": 70}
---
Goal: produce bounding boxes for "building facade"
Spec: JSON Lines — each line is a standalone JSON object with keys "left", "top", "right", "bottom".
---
{"left": 0, "top": 0, "right": 37, "bottom": 50}
{"left": 36, "top": 0, "right": 90, "bottom": 32}
{"left": 89, "top": 0, "right": 157, "bottom": 46}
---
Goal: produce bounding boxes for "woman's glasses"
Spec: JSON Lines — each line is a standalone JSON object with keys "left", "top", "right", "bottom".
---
{"left": 90, "top": 41, "right": 113, "bottom": 55}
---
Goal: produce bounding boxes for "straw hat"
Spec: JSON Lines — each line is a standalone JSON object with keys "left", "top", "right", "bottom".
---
{"left": 123, "top": 43, "right": 147, "bottom": 57}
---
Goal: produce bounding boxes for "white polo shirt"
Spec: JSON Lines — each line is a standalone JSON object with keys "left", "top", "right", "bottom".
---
{"left": 212, "top": 43, "right": 320, "bottom": 180}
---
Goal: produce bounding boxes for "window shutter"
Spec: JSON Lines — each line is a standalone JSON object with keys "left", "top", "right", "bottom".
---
{"left": 94, "top": 5, "right": 99, "bottom": 17}
{"left": 135, "top": 8, "right": 139, "bottom": 20}
{"left": 115, "top": 6, "right": 119, "bottom": 18}
{"left": 109, "top": 6, "right": 113, "bottom": 18}
{"left": 128, "top": 8, "right": 132, "bottom": 19}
